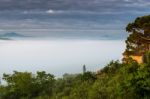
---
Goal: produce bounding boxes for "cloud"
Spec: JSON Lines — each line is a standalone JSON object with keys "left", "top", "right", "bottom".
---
{"left": 0, "top": 0, "right": 149, "bottom": 12}
{"left": 46, "top": 9, "right": 55, "bottom": 14}
{"left": 0, "top": 0, "right": 149, "bottom": 34}
{"left": 0, "top": 29, "right": 4, "bottom": 31}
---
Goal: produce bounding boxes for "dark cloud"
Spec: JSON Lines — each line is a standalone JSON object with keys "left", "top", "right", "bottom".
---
{"left": 0, "top": 0, "right": 149, "bottom": 12}
{"left": 0, "top": 0, "right": 149, "bottom": 36}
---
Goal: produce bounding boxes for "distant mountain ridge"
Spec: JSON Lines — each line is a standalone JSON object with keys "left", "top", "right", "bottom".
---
{"left": 0, "top": 37, "right": 11, "bottom": 40}
{"left": 0, "top": 32, "right": 28, "bottom": 37}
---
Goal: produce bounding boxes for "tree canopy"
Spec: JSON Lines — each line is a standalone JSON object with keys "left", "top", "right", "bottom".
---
{"left": 125, "top": 15, "right": 150, "bottom": 55}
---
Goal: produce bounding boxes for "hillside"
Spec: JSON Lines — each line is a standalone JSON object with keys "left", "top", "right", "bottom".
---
{"left": 0, "top": 57, "right": 150, "bottom": 99}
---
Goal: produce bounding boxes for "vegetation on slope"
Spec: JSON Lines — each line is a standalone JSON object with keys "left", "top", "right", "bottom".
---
{"left": 1, "top": 56, "right": 150, "bottom": 99}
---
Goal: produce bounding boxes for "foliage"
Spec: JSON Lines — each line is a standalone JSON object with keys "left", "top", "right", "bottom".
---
{"left": 0, "top": 71, "right": 54, "bottom": 99}
{"left": 125, "top": 15, "right": 150, "bottom": 55}
{"left": 1, "top": 60, "right": 150, "bottom": 99}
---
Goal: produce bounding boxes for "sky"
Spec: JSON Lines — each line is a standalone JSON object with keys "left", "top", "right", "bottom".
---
{"left": 0, "top": 0, "right": 149, "bottom": 37}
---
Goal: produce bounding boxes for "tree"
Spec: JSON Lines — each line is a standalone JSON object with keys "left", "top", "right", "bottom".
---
{"left": 1, "top": 71, "right": 55, "bottom": 99}
{"left": 83, "top": 65, "right": 86, "bottom": 74}
{"left": 125, "top": 15, "right": 150, "bottom": 55}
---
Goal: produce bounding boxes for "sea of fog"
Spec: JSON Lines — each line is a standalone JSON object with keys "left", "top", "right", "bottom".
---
{"left": 0, "top": 39, "right": 125, "bottom": 78}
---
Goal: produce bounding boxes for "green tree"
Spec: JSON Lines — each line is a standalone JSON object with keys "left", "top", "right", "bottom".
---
{"left": 1, "top": 71, "right": 54, "bottom": 99}
{"left": 125, "top": 15, "right": 150, "bottom": 55}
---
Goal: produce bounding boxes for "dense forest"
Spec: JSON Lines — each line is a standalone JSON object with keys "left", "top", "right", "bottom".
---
{"left": 1, "top": 58, "right": 150, "bottom": 99}
{"left": 0, "top": 15, "right": 150, "bottom": 99}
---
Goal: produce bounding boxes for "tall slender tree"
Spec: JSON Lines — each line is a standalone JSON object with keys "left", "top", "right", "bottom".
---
{"left": 83, "top": 65, "right": 86, "bottom": 74}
